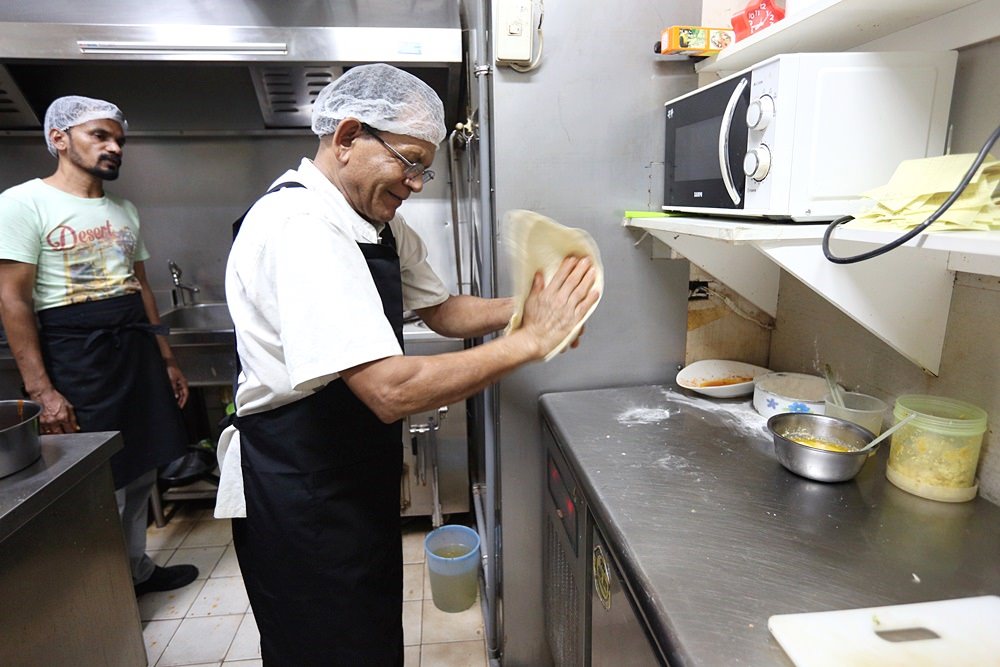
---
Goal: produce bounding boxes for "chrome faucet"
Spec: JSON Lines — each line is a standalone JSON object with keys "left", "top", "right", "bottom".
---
{"left": 167, "top": 259, "right": 200, "bottom": 307}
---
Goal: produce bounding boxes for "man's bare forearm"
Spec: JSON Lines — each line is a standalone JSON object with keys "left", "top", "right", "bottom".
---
{"left": 342, "top": 328, "right": 541, "bottom": 423}
{"left": 0, "top": 298, "right": 51, "bottom": 397}
{"left": 417, "top": 295, "right": 514, "bottom": 339}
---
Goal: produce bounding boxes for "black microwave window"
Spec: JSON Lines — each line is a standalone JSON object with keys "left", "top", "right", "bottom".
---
{"left": 675, "top": 115, "right": 723, "bottom": 182}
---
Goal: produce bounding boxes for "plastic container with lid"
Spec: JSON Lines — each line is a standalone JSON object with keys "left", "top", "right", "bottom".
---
{"left": 886, "top": 395, "right": 988, "bottom": 503}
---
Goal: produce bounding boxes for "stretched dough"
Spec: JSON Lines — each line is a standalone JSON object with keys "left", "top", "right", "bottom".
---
{"left": 503, "top": 209, "right": 604, "bottom": 361}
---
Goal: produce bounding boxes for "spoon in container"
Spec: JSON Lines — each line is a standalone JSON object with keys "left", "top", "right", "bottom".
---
{"left": 856, "top": 413, "right": 917, "bottom": 452}
{"left": 823, "top": 364, "right": 845, "bottom": 407}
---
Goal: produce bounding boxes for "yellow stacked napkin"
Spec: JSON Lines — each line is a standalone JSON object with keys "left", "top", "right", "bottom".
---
{"left": 845, "top": 154, "right": 1000, "bottom": 232}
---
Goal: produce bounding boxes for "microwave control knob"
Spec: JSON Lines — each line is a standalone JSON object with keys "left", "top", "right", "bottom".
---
{"left": 746, "top": 95, "right": 775, "bottom": 130}
{"left": 743, "top": 145, "right": 771, "bottom": 181}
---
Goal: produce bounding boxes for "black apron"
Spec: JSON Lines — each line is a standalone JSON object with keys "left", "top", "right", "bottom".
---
{"left": 232, "top": 225, "right": 406, "bottom": 667}
{"left": 37, "top": 292, "right": 188, "bottom": 488}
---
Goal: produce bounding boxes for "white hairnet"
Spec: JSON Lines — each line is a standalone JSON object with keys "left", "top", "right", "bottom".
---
{"left": 311, "top": 63, "right": 446, "bottom": 145}
{"left": 44, "top": 95, "right": 128, "bottom": 156}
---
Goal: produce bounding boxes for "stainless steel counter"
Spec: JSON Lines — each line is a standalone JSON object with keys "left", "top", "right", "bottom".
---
{"left": 0, "top": 430, "right": 122, "bottom": 540}
{"left": 540, "top": 384, "right": 1000, "bottom": 666}
{"left": 0, "top": 431, "right": 147, "bottom": 666}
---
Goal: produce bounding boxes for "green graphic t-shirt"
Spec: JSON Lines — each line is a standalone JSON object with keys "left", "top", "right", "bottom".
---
{"left": 0, "top": 178, "right": 150, "bottom": 311}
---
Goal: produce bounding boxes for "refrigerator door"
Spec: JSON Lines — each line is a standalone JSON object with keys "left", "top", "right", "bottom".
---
{"left": 590, "top": 524, "right": 665, "bottom": 666}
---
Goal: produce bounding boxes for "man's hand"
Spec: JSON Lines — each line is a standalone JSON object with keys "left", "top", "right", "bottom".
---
{"left": 518, "top": 256, "right": 600, "bottom": 359}
{"left": 33, "top": 386, "right": 79, "bottom": 434}
{"left": 164, "top": 359, "right": 190, "bottom": 409}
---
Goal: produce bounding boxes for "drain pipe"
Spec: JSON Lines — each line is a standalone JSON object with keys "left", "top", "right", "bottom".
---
{"left": 474, "top": 482, "right": 501, "bottom": 667}
{"left": 472, "top": 483, "right": 490, "bottom": 586}
{"left": 469, "top": 0, "right": 501, "bottom": 661}
{"left": 447, "top": 128, "right": 467, "bottom": 295}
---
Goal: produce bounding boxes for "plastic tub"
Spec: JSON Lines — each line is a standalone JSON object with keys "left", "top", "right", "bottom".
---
{"left": 424, "top": 525, "right": 481, "bottom": 613}
{"left": 886, "top": 395, "right": 988, "bottom": 502}
{"left": 823, "top": 392, "right": 888, "bottom": 436}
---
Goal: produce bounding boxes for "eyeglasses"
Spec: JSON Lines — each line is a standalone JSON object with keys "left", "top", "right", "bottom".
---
{"left": 363, "top": 126, "right": 435, "bottom": 184}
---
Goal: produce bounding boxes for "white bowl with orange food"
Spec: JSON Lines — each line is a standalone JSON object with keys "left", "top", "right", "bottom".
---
{"left": 675, "top": 359, "right": 771, "bottom": 398}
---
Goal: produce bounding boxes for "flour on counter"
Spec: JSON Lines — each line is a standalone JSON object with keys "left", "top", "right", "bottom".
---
{"left": 654, "top": 453, "right": 695, "bottom": 472}
{"left": 657, "top": 387, "right": 769, "bottom": 440}
{"left": 616, "top": 407, "right": 672, "bottom": 425}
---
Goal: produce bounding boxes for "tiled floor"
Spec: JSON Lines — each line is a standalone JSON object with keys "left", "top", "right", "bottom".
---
{"left": 141, "top": 503, "right": 488, "bottom": 667}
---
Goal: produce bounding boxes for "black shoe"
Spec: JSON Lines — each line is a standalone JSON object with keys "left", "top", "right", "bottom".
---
{"left": 160, "top": 449, "right": 216, "bottom": 487}
{"left": 134, "top": 564, "right": 199, "bottom": 596}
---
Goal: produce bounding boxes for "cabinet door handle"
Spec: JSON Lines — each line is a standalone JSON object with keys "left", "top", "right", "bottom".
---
{"left": 593, "top": 545, "right": 612, "bottom": 611}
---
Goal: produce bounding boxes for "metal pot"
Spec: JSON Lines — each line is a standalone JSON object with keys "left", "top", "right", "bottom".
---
{"left": 0, "top": 400, "right": 42, "bottom": 479}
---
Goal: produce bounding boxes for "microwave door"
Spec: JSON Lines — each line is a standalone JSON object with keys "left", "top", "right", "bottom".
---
{"left": 663, "top": 76, "right": 750, "bottom": 211}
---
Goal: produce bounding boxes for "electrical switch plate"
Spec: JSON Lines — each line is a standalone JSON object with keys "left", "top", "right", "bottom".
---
{"left": 496, "top": 0, "right": 533, "bottom": 64}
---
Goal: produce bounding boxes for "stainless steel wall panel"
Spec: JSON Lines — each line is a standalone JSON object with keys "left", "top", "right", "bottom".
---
{"left": 0, "top": 135, "right": 455, "bottom": 300}
{"left": 487, "top": 0, "right": 700, "bottom": 663}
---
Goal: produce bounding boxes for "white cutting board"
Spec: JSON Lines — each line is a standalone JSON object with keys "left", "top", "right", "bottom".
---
{"left": 769, "top": 595, "right": 1000, "bottom": 667}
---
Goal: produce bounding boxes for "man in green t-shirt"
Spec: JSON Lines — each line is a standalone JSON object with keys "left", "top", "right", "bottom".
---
{"left": 0, "top": 96, "right": 199, "bottom": 595}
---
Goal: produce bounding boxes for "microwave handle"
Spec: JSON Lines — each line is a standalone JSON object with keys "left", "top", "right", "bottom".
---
{"left": 718, "top": 77, "right": 748, "bottom": 206}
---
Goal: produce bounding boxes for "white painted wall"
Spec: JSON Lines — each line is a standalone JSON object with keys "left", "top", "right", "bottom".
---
{"left": 769, "top": 37, "right": 1000, "bottom": 503}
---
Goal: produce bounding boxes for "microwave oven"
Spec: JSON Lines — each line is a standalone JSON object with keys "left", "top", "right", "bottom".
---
{"left": 662, "top": 51, "right": 957, "bottom": 221}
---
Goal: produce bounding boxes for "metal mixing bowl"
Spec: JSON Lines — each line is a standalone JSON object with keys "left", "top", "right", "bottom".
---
{"left": 766, "top": 413, "right": 876, "bottom": 483}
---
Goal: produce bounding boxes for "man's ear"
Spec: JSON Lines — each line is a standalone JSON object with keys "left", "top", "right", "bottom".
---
{"left": 332, "top": 118, "right": 364, "bottom": 149}
{"left": 328, "top": 118, "right": 366, "bottom": 167}
{"left": 49, "top": 128, "right": 69, "bottom": 154}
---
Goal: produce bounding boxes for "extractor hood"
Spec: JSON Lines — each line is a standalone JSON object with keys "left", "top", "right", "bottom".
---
{"left": 0, "top": 0, "right": 463, "bottom": 134}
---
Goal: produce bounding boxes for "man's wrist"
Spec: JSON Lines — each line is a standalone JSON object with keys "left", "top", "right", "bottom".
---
{"left": 26, "top": 384, "right": 53, "bottom": 400}
{"left": 507, "top": 328, "right": 545, "bottom": 363}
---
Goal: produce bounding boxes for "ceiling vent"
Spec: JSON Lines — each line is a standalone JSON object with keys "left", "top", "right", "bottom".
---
{"left": 0, "top": 0, "right": 462, "bottom": 133}
{"left": 0, "top": 64, "right": 39, "bottom": 129}
{"left": 250, "top": 65, "right": 342, "bottom": 128}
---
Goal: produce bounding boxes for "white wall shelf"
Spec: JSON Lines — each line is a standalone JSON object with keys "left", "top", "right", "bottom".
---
{"left": 695, "top": 0, "right": 990, "bottom": 75}
{"left": 625, "top": 215, "right": 1000, "bottom": 375}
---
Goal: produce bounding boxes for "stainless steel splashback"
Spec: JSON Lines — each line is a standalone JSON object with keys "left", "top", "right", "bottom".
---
{"left": 0, "top": 0, "right": 463, "bottom": 133}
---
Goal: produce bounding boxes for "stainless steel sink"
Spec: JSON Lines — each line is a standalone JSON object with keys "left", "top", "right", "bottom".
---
{"left": 160, "top": 303, "right": 233, "bottom": 333}
{"left": 157, "top": 304, "right": 461, "bottom": 385}
{"left": 160, "top": 303, "right": 234, "bottom": 347}
{"left": 403, "top": 320, "right": 462, "bottom": 352}
{"left": 159, "top": 303, "right": 235, "bottom": 386}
